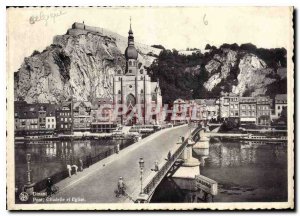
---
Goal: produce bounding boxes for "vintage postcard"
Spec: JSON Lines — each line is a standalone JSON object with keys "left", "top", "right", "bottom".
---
{"left": 6, "top": 6, "right": 294, "bottom": 210}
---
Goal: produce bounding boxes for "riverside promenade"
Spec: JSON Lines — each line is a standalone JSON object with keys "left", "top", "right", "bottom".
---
{"left": 46, "top": 124, "right": 190, "bottom": 203}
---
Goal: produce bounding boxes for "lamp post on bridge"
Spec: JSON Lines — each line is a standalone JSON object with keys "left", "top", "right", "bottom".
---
{"left": 26, "top": 153, "right": 32, "bottom": 185}
{"left": 139, "top": 157, "right": 144, "bottom": 195}
{"left": 24, "top": 153, "right": 35, "bottom": 196}
{"left": 136, "top": 157, "right": 149, "bottom": 203}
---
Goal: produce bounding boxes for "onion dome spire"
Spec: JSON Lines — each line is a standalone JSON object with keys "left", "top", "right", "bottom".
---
{"left": 125, "top": 17, "right": 138, "bottom": 60}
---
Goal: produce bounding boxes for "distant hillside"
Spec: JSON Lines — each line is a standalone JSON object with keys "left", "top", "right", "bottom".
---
{"left": 13, "top": 23, "right": 287, "bottom": 105}
{"left": 147, "top": 43, "right": 287, "bottom": 104}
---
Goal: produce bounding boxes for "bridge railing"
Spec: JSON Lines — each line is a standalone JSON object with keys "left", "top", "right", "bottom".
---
{"left": 143, "top": 135, "right": 189, "bottom": 195}
{"left": 143, "top": 125, "right": 201, "bottom": 196}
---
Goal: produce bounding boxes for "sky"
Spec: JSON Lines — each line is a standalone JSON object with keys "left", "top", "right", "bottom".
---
{"left": 7, "top": 7, "right": 292, "bottom": 73}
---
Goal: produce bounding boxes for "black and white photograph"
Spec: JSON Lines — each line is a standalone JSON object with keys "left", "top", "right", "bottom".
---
{"left": 6, "top": 6, "right": 294, "bottom": 210}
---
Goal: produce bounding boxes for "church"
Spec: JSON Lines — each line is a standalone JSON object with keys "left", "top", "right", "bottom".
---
{"left": 113, "top": 21, "right": 163, "bottom": 125}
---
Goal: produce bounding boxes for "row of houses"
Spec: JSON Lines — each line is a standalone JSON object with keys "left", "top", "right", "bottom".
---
{"left": 14, "top": 98, "right": 116, "bottom": 135}
{"left": 171, "top": 94, "right": 287, "bottom": 126}
{"left": 14, "top": 93, "right": 287, "bottom": 135}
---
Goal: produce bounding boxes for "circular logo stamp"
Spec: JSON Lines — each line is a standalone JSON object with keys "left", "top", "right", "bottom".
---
{"left": 19, "top": 192, "right": 29, "bottom": 202}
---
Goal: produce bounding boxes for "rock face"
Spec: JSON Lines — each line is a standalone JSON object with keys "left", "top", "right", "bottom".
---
{"left": 204, "top": 49, "right": 237, "bottom": 91}
{"left": 203, "top": 49, "right": 285, "bottom": 96}
{"left": 232, "top": 54, "right": 275, "bottom": 96}
{"left": 14, "top": 26, "right": 161, "bottom": 103}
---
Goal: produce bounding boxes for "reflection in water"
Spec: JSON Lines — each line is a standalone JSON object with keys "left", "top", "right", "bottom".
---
{"left": 15, "top": 139, "right": 130, "bottom": 190}
{"left": 151, "top": 139, "right": 287, "bottom": 203}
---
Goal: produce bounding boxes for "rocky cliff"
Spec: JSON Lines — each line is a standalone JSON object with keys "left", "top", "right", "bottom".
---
{"left": 14, "top": 25, "right": 287, "bottom": 104}
{"left": 203, "top": 48, "right": 287, "bottom": 97}
{"left": 148, "top": 45, "right": 287, "bottom": 104}
{"left": 14, "top": 25, "right": 161, "bottom": 103}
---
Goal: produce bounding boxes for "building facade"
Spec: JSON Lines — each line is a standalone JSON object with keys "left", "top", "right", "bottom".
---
{"left": 73, "top": 101, "right": 92, "bottom": 132}
{"left": 90, "top": 97, "right": 117, "bottom": 133}
{"left": 15, "top": 102, "right": 57, "bottom": 135}
{"left": 239, "top": 97, "right": 257, "bottom": 124}
{"left": 56, "top": 102, "right": 73, "bottom": 134}
{"left": 45, "top": 104, "right": 56, "bottom": 130}
{"left": 228, "top": 93, "right": 240, "bottom": 118}
{"left": 273, "top": 94, "right": 287, "bottom": 120}
{"left": 113, "top": 21, "right": 162, "bottom": 125}
{"left": 219, "top": 94, "right": 230, "bottom": 119}
{"left": 256, "top": 96, "right": 272, "bottom": 125}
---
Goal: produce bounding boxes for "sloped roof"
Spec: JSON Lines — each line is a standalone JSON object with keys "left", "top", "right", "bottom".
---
{"left": 15, "top": 102, "right": 57, "bottom": 119}
{"left": 275, "top": 94, "right": 287, "bottom": 101}
{"left": 194, "top": 99, "right": 206, "bottom": 105}
{"left": 206, "top": 99, "right": 217, "bottom": 106}
{"left": 173, "top": 98, "right": 186, "bottom": 104}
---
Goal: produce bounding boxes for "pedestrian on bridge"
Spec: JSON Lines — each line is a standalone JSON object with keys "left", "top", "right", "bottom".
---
{"left": 46, "top": 177, "right": 54, "bottom": 196}
{"left": 78, "top": 158, "right": 83, "bottom": 172}
{"left": 67, "top": 164, "right": 72, "bottom": 177}
{"left": 154, "top": 160, "right": 159, "bottom": 171}
{"left": 118, "top": 177, "right": 125, "bottom": 196}
{"left": 167, "top": 151, "right": 172, "bottom": 161}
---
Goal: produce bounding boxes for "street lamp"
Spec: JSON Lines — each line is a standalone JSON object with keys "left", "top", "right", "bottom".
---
{"left": 139, "top": 157, "right": 144, "bottom": 195}
{"left": 26, "top": 153, "right": 32, "bottom": 185}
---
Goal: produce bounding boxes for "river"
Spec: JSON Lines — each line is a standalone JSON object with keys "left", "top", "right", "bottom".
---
{"left": 14, "top": 138, "right": 133, "bottom": 192}
{"left": 151, "top": 138, "right": 287, "bottom": 203}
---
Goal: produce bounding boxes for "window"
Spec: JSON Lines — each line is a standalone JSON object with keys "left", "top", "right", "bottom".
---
{"left": 60, "top": 125, "right": 63, "bottom": 128}
{"left": 66, "top": 125, "right": 68, "bottom": 128}
{"left": 118, "top": 90, "right": 121, "bottom": 94}
{"left": 129, "top": 70, "right": 132, "bottom": 73}
{"left": 140, "top": 69, "right": 143, "bottom": 74}
{"left": 65, "top": 118, "right": 67, "bottom": 121}
{"left": 235, "top": 104, "right": 238, "bottom": 109}
{"left": 278, "top": 106, "right": 281, "bottom": 110}
{"left": 47, "top": 125, "right": 50, "bottom": 128}
{"left": 242, "top": 105, "right": 245, "bottom": 110}
{"left": 129, "top": 61, "right": 132, "bottom": 66}
{"left": 235, "top": 111, "right": 238, "bottom": 116}
{"left": 141, "top": 89, "right": 144, "bottom": 94}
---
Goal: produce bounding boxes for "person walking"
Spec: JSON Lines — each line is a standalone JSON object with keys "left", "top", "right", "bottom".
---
{"left": 154, "top": 160, "right": 159, "bottom": 171}
{"left": 78, "top": 158, "right": 83, "bottom": 172}
{"left": 67, "top": 164, "right": 72, "bottom": 177}
{"left": 167, "top": 151, "right": 172, "bottom": 161}
{"left": 46, "top": 177, "right": 54, "bottom": 196}
{"left": 118, "top": 177, "right": 125, "bottom": 196}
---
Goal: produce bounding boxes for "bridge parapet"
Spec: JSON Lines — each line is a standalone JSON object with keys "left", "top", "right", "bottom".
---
{"left": 142, "top": 126, "right": 202, "bottom": 198}
{"left": 143, "top": 137, "right": 188, "bottom": 196}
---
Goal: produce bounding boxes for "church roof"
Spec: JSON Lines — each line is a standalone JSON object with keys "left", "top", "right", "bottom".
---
{"left": 125, "top": 46, "right": 138, "bottom": 60}
{"left": 125, "top": 18, "right": 138, "bottom": 60}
